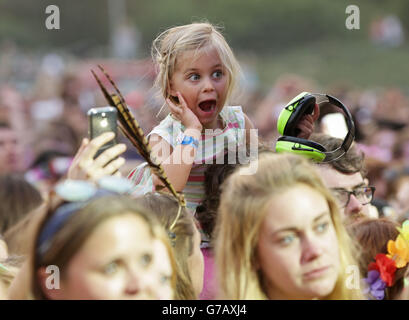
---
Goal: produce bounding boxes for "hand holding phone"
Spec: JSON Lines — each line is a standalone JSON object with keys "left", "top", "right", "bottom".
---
{"left": 67, "top": 132, "right": 127, "bottom": 181}
{"left": 65, "top": 106, "right": 126, "bottom": 181}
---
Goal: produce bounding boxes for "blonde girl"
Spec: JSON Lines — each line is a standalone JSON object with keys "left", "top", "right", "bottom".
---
{"left": 129, "top": 22, "right": 315, "bottom": 215}
{"left": 215, "top": 152, "right": 362, "bottom": 300}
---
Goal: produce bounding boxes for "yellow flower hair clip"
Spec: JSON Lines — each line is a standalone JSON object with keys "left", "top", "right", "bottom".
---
{"left": 387, "top": 235, "right": 409, "bottom": 268}
{"left": 387, "top": 220, "right": 409, "bottom": 268}
{"left": 364, "top": 219, "right": 409, "bottom": 300}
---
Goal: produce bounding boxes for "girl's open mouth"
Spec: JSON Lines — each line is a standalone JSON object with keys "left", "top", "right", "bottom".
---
{"left": 198, "top": 99, "right": 216, "bottom": 114}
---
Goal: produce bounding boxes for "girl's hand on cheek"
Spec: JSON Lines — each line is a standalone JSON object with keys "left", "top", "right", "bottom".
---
{"left": 296, "top": 103, "right": 320, "bottom": 139}
{"left": 167, "top": 92, "right": 202, "bottom": 131}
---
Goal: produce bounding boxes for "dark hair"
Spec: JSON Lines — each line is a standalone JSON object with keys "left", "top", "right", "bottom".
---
{"left": 196, "top": 144, "right": 272, "bottom": 240}
{"left": 348, "top": 218, "right": 408, "bottom": 300}
{"left": 310, "top": 133, "right": 366, "bottom": 176}
{"left": 0, "top": 174, "right": 43, "bottom": 234}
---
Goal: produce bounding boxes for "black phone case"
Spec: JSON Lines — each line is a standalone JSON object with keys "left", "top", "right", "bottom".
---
{"left": 87, "top": 107, "right": 118, "bottom": 159}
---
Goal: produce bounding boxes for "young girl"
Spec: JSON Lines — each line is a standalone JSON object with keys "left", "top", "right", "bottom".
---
{"left": 128, "top": 22, "right": 316, "bottom": 215}
{"left": 214, "top": 152, "right": 363, "bottom": 299}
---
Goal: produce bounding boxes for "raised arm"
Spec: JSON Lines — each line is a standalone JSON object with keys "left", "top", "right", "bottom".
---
{"left": 150, "top": 92, "right": 202, "bottom": 192}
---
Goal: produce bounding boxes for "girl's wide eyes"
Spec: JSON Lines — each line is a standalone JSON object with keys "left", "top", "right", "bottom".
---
{"left": 188, "top": 74, "right": 200, "bottom": 81}
{"left": 187, "top": 70, "right": 223, "bottom": 81}
{"left": 212, "top": 70, "right": 223, "bottom": 78}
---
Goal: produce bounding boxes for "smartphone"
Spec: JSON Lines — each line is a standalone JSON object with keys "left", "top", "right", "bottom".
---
{"left": 87, "top": 106, "right": 118, "bottom": 159}
{"left": 320, "top": 113, "right": 348, "bottom": 139}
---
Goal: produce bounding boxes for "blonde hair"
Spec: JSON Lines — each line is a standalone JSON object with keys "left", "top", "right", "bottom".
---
{"left": 135, "top": 193, "right": 198, "bottom": 300}
{"left": 214, "top": 152, "right": 363, "bottom": 300}
{"left": 152, "top": 22, "right": 241, "bottom": 105}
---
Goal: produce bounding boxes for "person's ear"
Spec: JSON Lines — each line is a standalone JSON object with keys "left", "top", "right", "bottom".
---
{"left": 37, "top": 266, "right": 65, "bottom": 300}
{"left": 166, "top": 83, "right": 179, "bottom": 105}
{"left": 168, "top": 81, "right": 177, "bottom": 98}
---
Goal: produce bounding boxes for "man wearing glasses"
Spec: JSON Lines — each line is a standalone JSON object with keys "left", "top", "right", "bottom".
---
{"left": 311, "top": 133, "right": 378, "bottom": 222}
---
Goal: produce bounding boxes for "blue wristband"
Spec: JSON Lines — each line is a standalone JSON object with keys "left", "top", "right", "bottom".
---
{"left": 180, "top": 135, "right": 199, "bottom": 149}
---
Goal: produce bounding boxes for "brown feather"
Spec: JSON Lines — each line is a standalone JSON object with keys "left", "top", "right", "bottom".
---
{"left": 90, "top": 67, "right": 186, "bottom": 207}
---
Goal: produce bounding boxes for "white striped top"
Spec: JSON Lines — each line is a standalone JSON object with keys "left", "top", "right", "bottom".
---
{"left": 128, "top": 106, "right": 247, "bottom": 213}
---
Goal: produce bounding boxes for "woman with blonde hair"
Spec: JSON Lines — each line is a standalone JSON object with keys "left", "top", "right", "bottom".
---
{"left": 214, "top": 152, "right": 362, "bottom": 299}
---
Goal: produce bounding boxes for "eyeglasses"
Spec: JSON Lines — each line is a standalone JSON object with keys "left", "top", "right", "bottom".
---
{"left": 330, "top": 186, "right": 376, "bottom": 208}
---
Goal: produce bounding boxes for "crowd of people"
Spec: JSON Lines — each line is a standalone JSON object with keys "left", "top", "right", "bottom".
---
{"left": 0, "top": 21, "right": 409, "bottom": 300}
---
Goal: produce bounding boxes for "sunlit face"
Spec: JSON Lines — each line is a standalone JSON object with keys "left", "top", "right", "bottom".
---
{"left": 170, "top": 46, "right": 229, "bottom": 130}
{"left": 49, "top": 214, "right": 164, "bottom": 300}
{"left": 257, "top": 184, "right": 341, "bottom": 300}
{"left": 187, "top": 223, "right": 204, "bottom": 297}
{"left": 316, "top": 165, "right": 371, "bottom": 221}
{"left": 150, "top": 239, "right": 173, "bottom": 300}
